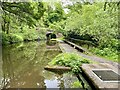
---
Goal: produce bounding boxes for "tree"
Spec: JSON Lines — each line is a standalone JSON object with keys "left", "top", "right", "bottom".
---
{"left": 42, "top": 2, "right": 66, "bottom": 27}
{"left": 64, "top": 2, "right": 118, "bottom": 49}
{"left": 1, "top": 2, "right": 45, "bottom": 34}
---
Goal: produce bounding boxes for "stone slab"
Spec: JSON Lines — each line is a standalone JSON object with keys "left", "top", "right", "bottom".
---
{"left": 81, "top": 63, "right": 120, "bottom": 90}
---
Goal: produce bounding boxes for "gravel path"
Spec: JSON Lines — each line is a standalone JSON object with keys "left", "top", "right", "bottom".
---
{"left": 59, "top": 42, "right": 120, "bottom": 71}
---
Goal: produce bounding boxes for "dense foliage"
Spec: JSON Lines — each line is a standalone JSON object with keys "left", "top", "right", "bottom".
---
{"left": 65, "top": 3, "right": 118, "bottom": 49}
{"left": 49, "top": 53, "right": 90, "bottom": 73}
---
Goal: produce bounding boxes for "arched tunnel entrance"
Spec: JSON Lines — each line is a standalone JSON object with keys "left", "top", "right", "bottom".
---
{"left": 46, "top": 32, "right": 56, "bottom": 40}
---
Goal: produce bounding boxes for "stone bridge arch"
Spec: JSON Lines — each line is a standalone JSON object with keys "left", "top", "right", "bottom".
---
{"left": 46, "top": 30, "right": 56, "bottom": 40}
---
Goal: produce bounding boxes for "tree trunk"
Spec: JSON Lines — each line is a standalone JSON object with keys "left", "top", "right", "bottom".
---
{"left": 6, "top": 22, "right": 9, "bottom": 34}
{"left": 2, "top": 19, "right": 6, "bottom": 32}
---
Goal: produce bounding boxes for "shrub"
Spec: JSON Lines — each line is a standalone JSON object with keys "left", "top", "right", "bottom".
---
{"left": 71, "top": 81, "right": 82, "bottom": 88}
{"left": 90, "top": 47, "right": 118, "bottom": 62}
{"left": 22, "top": 27, "right": 46, "bottom": 41}
{"left": 2, "top": 32, "right": 10, "bottom": 44}
{"left": 49, "top": 53, "right": 90, "bottom": 73}
{"left": 8, "top": 34, "right": 23, "bottom": 43}
{"left": 23, "top": 30, "right": 38, "bottom": 41}
{"left": 2, "top": 32, "right": 23, "bottom": 44}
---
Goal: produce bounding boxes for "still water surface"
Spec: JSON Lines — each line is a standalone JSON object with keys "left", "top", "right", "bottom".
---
{"left": 1, "top": 41, "right": 78, "bottom": 88}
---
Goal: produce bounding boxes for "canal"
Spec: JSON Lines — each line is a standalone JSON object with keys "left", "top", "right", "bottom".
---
{"left": 0, "top": 41, "right": 80, "bottom": 89}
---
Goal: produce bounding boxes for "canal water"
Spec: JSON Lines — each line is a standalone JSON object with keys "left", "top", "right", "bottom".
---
{"left": 0, "top": 41, "right": 79, "bottom": 89}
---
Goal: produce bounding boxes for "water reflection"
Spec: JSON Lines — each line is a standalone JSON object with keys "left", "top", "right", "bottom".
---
{"left": 1, "top": 41, "right": 78, "bottom": 89}
{"left": 46, "top": 40, "right": 57, "bottom": 46}
{"left": 44, "top": 71, "right": 65, "bottom": 88}
{"left": 2, "top": 41, "right": 61, "bottom": 88}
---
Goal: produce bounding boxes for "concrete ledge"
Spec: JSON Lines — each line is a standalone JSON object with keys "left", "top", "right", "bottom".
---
{"left": 44, "top": 65, "right": 71, "bottom": 74}
{"left": 81, "top": 63, "right": 119, "bottom": 90}
{"left": 44, "top": 65, "right": 71, "bottom": 71}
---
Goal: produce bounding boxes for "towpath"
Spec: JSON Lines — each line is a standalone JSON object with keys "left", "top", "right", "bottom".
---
{"left": 59, "top": 42, "right": 120, "bottom": 71}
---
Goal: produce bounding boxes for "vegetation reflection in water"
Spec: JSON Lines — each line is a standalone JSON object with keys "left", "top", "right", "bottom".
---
{"left": 2, "top": 41, "right": 79, "bottom": 88}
